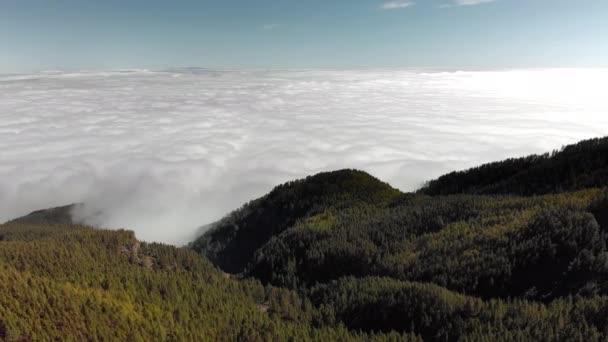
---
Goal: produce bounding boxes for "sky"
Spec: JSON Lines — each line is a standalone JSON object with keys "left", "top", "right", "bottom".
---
{"left": 1, "top": 0, "right": 608, "bottom": 72}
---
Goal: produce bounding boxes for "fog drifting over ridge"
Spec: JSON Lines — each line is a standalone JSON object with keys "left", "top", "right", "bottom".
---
{"left": 1, "top": 68, "right": 607, "bottom": 244}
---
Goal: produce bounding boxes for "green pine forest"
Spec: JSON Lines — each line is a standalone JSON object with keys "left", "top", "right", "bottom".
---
{"left": 2, "top": 137, "right": 608, "bottom": 341}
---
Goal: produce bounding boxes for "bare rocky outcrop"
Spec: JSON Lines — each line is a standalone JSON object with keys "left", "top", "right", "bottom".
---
{"left": 120, "top": 238, "right": 155, "bottom": 269}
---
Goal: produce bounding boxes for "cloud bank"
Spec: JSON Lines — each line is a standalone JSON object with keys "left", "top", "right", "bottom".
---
{"left": 1, "top": 68, "right": 607, "bottom": 244}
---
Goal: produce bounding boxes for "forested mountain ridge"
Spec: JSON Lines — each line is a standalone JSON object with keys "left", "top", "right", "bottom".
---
{"left": 191, "top": 136, "right": 608, "bottom": 340}
{"left": 419, "top": 136, "right": 608, "bottom": 196}
{"left": 5, "top": 203, "right": 81, "bottom": 226}
{"left": 195, "top": 176, "right": 608, "bottom": 300}
{"left": 190, "top": 169, "right": 400, "bottom": 274}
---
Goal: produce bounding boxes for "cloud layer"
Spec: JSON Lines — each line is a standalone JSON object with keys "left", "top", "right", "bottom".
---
{"left": 1, "top": 68, "right": 607, "bottom": 244}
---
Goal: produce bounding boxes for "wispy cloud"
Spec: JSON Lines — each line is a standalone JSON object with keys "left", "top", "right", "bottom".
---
{"left": 440, "top": 0, "right": 497, "bottom": 7}
{"left": 381, "top": 1, "right": 415, "bottom": 10}
{"left": 260, "top": 24, "right": 280, "bottom": 30}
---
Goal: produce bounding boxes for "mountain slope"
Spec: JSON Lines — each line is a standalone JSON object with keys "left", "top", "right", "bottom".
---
{"left": 309, "top": 276, "right": 608, "bottom": 340}
{"left": 5, "top": 203, "right": 81, "bottom": 226}
{"left": 1, "top": 221, "right": 408, "bottom": 341}
{"left": 6, "top": 220, "right": 608, "bottom": 341}
{"left": 191, "top": 137, "right": 608, "bottom": 339}
{"left": 190, "top": 169, "right": 400, "bottom": 274}
{"left": 194, "top": 164, "right": 608, "bottom": 299}
{"left": 419, "top": 137, "right": 608, "bottom": 196}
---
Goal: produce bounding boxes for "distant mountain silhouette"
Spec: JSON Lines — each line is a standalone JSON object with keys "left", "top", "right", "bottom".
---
{"left": 6, "top": 203, "right": 83, "bottom": 226}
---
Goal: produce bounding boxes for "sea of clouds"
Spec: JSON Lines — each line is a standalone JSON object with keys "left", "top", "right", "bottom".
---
{"left": 1, "top": 68, "right": 607, "bottom": 244}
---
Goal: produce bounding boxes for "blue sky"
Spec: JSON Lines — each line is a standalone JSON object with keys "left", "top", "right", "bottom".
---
{"left": 1, "top": 0, "right": 607, "bottom": 72}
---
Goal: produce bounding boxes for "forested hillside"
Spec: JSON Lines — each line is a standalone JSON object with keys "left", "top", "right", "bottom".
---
{"left": 0, "top": 222, "right": 414, "bottom": 341}
{"left": 419, "top": 137, "right": 608, "bottom": 196}
{"left": 190, "top": 170, "right": 399, "bottom": 274}
{"left": 3, "top": 136, "right": 608, "bottom": 341}
{"left": 193, "top": 137, "right": 608, "bottom": 340}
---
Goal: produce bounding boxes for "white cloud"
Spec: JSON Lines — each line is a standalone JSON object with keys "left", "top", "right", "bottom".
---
{"left": 382, "top": 1, "right": 415, "bottom": 10}
{"left": 1, "top": 68, "right": 607, "bottom": 245}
